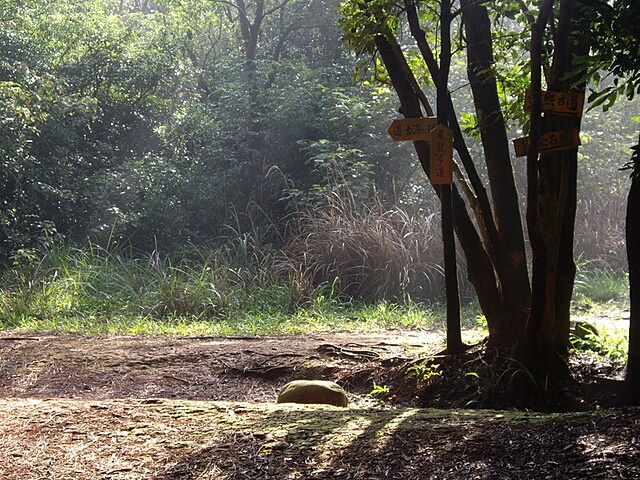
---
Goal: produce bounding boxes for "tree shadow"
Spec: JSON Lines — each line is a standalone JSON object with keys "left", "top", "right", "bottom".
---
{"left": 152, "top": 403, "right": 640, "bottom": 479}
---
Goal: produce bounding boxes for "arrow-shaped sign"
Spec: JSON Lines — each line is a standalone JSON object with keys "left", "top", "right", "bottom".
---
{"left": 513, "top": 128, "right": 581, "bottom": 157}
{"left": 387, "top": 117, "right": 437, "bottom": 141}
{"left": 524, "top": 89, "right": 584, "bottom": 116}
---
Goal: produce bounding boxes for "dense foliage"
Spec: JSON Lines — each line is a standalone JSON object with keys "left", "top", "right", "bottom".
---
{"left": 0, "top": 0, "right": 406, "bottom": 253}
{"left": 0, "top": 0, "right": 636, "bottom": 305}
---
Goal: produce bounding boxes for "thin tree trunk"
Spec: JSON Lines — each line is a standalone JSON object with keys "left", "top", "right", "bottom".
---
{"left": 437, "top": 0, "right": 463, "bottom": 354}
{"left": 524, "top": 0, "right": 558, "bottom": 373}
{"left": 553, "top": 149, "right": 578, "bottom": 352}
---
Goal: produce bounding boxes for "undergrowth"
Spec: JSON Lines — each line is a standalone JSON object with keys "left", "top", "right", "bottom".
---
{"left": 0, "top": 241, "right": 456, "bottom": 336}
{"left": 0, "top": 184, "right": 630, "bottom": 345}
{"left": 0, "top": 239, "right": 629, "bottom": 358}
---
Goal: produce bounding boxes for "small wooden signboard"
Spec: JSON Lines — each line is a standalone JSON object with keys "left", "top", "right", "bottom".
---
{"left": 513, "top": 128, "right": 581, "bottom": 157}
{"left": 429, "top": 124, "right": 453, "bottom": 185}
{"left": 524, "top": 89, "right": 585, "bottom": 116}
{"left": 387, "top": 117, "right": 437, "bottom": 141}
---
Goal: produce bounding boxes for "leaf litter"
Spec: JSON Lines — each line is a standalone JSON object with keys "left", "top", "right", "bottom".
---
{"left": 0, "top": 331, "right": 638, "bottom": 479}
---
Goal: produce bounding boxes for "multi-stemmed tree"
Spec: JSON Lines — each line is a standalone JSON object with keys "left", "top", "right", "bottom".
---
{"left": 340, "top": 0, "right": 603, "bottom": 377}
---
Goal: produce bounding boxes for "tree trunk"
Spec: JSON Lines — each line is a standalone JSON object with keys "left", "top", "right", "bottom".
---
{"left": 626, "top": 145, "right": 640, "bottom": 405}
{"left": 525, "top": 0, "right": 586, "bottom": 375}
{"left": 374, "top": 33, "right": 525, "bottom": 347}
{"left": 526, "top": 147, "right": 574, "bottom": 373}
{"left": 436, "top": 0, "right": 464, "bottom": 354}
{"left": 461, "top": 1, "right": 531, "bottom": 321}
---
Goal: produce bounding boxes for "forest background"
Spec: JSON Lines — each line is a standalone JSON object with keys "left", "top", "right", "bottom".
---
{"left": 0, "top": 0, "right": 635, "bottom": 332}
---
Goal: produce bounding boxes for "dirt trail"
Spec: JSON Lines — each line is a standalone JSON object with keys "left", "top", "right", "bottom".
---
{"left": 0, "top": 331, "right": 638, "bottom": 479}
{"left": 0, "top": 331, "right": 440, "bottom": 403}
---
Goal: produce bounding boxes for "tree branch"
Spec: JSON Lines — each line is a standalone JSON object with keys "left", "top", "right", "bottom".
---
{"left": 406, "top": 0, "right": 505, "bottom": 267}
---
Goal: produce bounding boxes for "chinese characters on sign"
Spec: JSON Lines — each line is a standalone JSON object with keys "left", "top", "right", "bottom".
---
{"left": 429, "top": 124, "right": 453, "bottom": 185}
{"left": 524, "top": 89, "right": 585, "bottom": 116}
{"left": 387, "top": 117, "right": 437, "bottom": 141}
{"left": 387, "top": 118, "right": 452, "bottom": 185}
{"left": 515, "top": 89, "right": 584, "bottom": 157}
{"left": 513, "top": 128, "right": 581, "bottom": 157}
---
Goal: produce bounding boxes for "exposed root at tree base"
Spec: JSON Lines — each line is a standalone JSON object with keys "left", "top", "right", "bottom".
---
{"left": 363, "top": 344, "right": 629, "bottom": 412}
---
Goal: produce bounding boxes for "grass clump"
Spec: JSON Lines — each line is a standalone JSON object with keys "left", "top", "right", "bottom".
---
{"left": 0, "top": 239, "right": 449, "bottom": 336}
{"left": 0, "top": 240, "right": 630, "bottom": 341}
{"left": 284, "top": 193, "right": 459, "bottom": 304}
{"left": 0, "top": 205, "right": 630, "bottom": 341}
{"left": 0, "top": 238, "right": 280, "bottom": 333}
{"left": 573, "top": 266, "right": 628, "bottom": 305}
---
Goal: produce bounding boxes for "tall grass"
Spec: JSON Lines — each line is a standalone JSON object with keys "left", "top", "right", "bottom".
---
{"left": 0, "top": 238, "right": 448, "bottom": 335}
{"left": 0, "top": 237, "right": 292, "bottom": 333}
{"left": 574, "top": 190, "right": 627, "bottom": 271}
{"left": 0, "top": 241, "right": 628, "bottom": 337}
{"left": 573, "top": 266, "right": 629, "bottom": 305}
{"left": 284, "top": 192, "right": 473, "bottom": 303}
{"left": 0, "top": 179, "right": 630, "bottom": 335}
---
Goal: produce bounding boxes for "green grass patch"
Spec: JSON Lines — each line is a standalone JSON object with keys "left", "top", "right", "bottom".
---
{"left": 573, "top": 267, "right": 629, "bottom": 305}
{"left": 0, "top": 244, "right": 453, "bottom": 336}
{"left": 0, "top": 300, "right": 448, "bottom": 337}
{"left": 0, "top": 245, "right": 630, "bottom": 349}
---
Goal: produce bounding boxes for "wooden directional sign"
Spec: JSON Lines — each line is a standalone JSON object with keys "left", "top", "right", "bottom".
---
{"left": 524, "top": 89, "right": 585, "bottom": 116}
{"left": 387, "top": 117, "right": 437, "bottom": 141}
{"left": 430, "top": 124, "right": 453, "bottom": 185}
{"left": 513, "top": 128, "right": 581, "bottom": 157}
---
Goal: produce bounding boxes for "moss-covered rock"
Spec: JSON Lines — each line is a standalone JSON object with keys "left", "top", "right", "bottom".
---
{"left": 277, "top": 380, "right": 348, "bottom": 407}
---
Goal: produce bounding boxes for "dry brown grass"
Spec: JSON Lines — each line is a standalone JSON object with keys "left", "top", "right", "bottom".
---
{"left": 284, "top": 194, "right": 457, "bottom": 303}
{"left": 575, "top": 191, "right": 627, "bottom": 270}
{"left": 282, "top": 182, "right": 628, "bottom": 305}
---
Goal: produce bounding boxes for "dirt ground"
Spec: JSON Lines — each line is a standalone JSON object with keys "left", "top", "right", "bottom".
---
{"left": 0, "top": 330, "right": 639, "bottom": 479}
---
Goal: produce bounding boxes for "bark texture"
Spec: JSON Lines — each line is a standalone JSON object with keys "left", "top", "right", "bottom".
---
{"left": 626, "top": 160, "right": 640, "bottom": 404}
